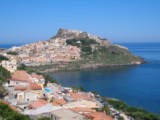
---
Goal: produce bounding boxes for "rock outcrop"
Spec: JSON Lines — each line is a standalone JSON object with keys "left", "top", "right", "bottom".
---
{"left": 50, "top": 28, "right": 110, "bottom": 46}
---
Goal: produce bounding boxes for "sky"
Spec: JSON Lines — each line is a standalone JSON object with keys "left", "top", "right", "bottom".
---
{"left": 0, "top": 0, "right": 160, "bottom": 44}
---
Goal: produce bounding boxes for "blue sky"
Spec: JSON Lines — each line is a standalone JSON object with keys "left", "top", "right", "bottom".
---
{"left": 0, "top": 0, "right": 160, "bottom": 44}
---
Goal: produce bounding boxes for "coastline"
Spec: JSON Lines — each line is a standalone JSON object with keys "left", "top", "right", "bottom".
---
{"left": 1, "top": 59, "right": 160, "bottom": 119}
{"left": 39, "top": 62, "right": 144, "bottom": 73}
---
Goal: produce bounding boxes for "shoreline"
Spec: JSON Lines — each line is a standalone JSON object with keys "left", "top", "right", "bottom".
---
{"left": 38, "top": 62, "right": 144, "bottom": 73}
{"left": 1, "top": 61, "right": 160, "bottom": 120}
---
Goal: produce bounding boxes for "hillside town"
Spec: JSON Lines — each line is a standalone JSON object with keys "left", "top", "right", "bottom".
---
{"left": 7, "top": 41, "right": 81, "bottom": 66}
{"left": 0, "top": 29, "right": 111, "bottom": 67}
{"left": 1, "top": 69, "right": 117, "bottom": 120}
{"left": 0, "top": 29, "right": 143, "bottom": 73}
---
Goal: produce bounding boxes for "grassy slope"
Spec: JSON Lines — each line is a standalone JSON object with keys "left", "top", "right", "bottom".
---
{"left": 90, "top": 45, "right": 142, "bottom": 64}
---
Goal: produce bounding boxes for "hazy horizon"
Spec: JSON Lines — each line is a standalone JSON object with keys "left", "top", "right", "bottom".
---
{"left": 0, "top": 0, "right": 160, "bottom": 44}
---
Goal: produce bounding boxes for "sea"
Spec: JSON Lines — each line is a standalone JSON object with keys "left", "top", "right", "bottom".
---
{"left": 53, "top": 43, "right": 160, "bottom": 114}
{"left": 1, "top": 43, "right": 160, "bottom": 114}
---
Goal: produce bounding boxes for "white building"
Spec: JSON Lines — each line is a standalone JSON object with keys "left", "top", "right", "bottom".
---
{"left": 0, "top": 60, "right": 17, "bottom": 73}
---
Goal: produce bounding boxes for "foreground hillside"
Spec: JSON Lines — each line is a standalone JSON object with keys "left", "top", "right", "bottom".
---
{"left": 6, "top": 29, "right": 144, "bottom": 71}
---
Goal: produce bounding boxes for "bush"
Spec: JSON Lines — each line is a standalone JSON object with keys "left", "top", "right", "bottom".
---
{"left": 0, "top": 102, "right": 30, "bottom": 120}
{"left": 66, "top": 38, "right": 98, "bottom": 46}
{"left": 81, "top": 46, "right": 92, "bottom": 55}
{"left": 102, "top": 105, "right": 110, "bottom": 114}
{"left": 17, "top": 64, "right": 37, "bottom": 74}
{"left": 0, "top": 66, "right": 11, "bottom": 83}
{"left": 0, "top": 55, "right": 8, "bottom": 62}
{"left": 7, "top": 51, "right": 18, "bottom": 55}
{"left": 66, "top": 38, "right": 98, "bottom": 55}
{"left": 107, "top": 99, "right": 128, "bottom": 111}
{"left": 117, "top": 116, "right": 124, "bottom": 120}
{"left": 71, "top": 86, "right": 86, "bottom": 92}
{"left": 43, "top": 75, "right": 58, "bottom": 86}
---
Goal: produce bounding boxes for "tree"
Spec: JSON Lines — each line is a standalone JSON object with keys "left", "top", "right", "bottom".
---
{"left": 0, "top": 66, "right": 11, "bottom": 83}
{"left": 17, "top": 64, "right": 36, "bottom": 73}
{"left": 0, "top": 55, "right": 8, "bottom": 62}
{"left": 102, "top": 105, "right": 110, "bottom": 114}
{"left": 43, "top": 75, "right": 58, "bottom": 87}
{"left": 117, "top": 116, "right": 124, "bottom": 120}
{"left": 81, "top": 46, "right": 92, "bottom": 55}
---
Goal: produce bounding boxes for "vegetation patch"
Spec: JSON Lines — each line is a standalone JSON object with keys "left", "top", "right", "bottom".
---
{"left": 7, "top": 51, "right": 18, "bottom": 55}
{"left": 71, "top": 86, "right": 86, "bottom": 92}
{"left": 0, "top": 66, "right": 10, "bottom": 98}
{"left": 66, "top": 38, "right": 98, "bottom": 55}
{"left": 0, "top": 102, "right": 30, "bottom": 120}
{"left": 0, "top": 66, "right": 11, "bottom": 83}
{"left": 17, "top": 64, "right": 39, "bottom": 74}
{"left": 0, "top": 55, "right": 9, "bottom": 62}
{"left": 105, "top": 98, "right": 160, "bottom": 120}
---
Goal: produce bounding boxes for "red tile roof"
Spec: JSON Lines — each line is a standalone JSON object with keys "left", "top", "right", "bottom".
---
{"left": 52, "top": 99, "right": 67, "bottom": 106}
{"left": 11, "top": 70, "right": 32, "bottom": 82}
{"left": 30, "top": 83, "right": 42, "bottom": 90}
{"left": 85, "top": 112, "right": 113, "bottom": 120}
{"left": 14, "top": 85, "right": 29, "bottom": 91}
{"left": 29, "top": 99, "right": 48, "bottom": 109}
{"left": 70, "top": 92, "right": 91, "bottom": 101}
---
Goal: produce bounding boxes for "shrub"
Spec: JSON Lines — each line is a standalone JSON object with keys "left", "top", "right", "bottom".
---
{"left": 7, "top": 51, "right": 18, "bottom": 55}
{"left": 0, "top": 55, "right": 8, "bottom": 62}
{"left": 0, "top": 102, "right": 30, "bottom": 120}
{"left": 71, "top": 86, "right": 86, "bottom": 92}
{"left": 0, "top": 66, "right": 11, "bottom": 83}
{"left": 17, "top": 64, "right": 37, "bottom": 74}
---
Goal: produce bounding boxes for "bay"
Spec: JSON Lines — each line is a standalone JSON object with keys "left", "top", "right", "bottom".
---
{"left": 52, "top": 43, "right": 160, "bottom": 114}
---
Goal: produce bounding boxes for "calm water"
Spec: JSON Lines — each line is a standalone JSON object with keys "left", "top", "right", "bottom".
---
{"left": 0, "top": 44, "right": 23, "bottom": 49}
{"left": 52, "top": 43, "right": 160, "bottom": 114}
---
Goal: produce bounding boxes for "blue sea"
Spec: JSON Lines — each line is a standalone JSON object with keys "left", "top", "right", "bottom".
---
{"left": 1, "top": 43, "right": 160, "bottom": 114}
{"left": 53, "top": 43, "right": 160, "bottom": 114}
{"left": 0, "top": 44, "right": 23, "bottom": 49}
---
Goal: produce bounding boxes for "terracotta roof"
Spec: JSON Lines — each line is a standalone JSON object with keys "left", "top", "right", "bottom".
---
{"left": 52, "top": 102, "right": 60, "bottom": 106}
{"left": 30, "top": 83, "right": 42, "bottom": 90}
{"left": 11, "top": 70, "right": 32, "bottom": 82}
{"left": 70, "top": 92, "right": 91, "bottom": 101}
{"left": 0, "top": 100, "right": 19, "bottom": 112}
{"left": 70, "top": 107, "right": 95, "bottom": 113}
{"left": 14, "top": 85, "right": 29, "bottom": 91}
{"left": 14, "top": 83, "right": 42, "bottom": 91}
{"left": 29, "top": 99, "right": 48, "bottom": 109}
{"left": 85, "top": 112, "right": 113, "bottom": 120}
{"left": 52, "top": 99, "right": 67, "bottom": 106}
